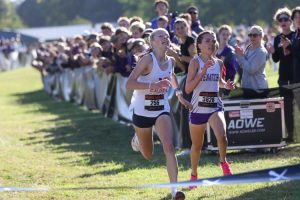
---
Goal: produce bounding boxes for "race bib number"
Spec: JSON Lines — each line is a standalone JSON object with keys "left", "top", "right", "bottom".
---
{"left": 198, "top": 92, "right": 218, "bottom": 108}
{"left": 144, "top": 94, "right": 164, "bottom": 111}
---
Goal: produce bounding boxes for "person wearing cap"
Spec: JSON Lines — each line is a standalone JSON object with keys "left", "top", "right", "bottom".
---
{"left": 127, "top": 38, "right": 148, "bottom": 70}
{"left": 129, "top": 38, "right": 148, "bottom": 56}
{"left": 235, "top": 25, "right": 269, "bottom": 99}
{"left": 186, "top": 6, "right": 204, "bottom": 34}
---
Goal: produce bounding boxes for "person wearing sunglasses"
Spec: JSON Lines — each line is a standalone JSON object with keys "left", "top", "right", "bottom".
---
{"left": 235, "top": 25, "right": 269, "bottom": 99}
{"left": 267, "top": 7, "right": 295, "bottom": 143}
{"left": 186, "top": 6, "right": 204, "bottom": 34}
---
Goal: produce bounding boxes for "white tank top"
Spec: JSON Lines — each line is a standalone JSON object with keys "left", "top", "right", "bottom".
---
{"left": 130, "top": 52, "right": 172, "bottom": 117}
{"left": 191, "top": 56, "right": 223, "bottom": 113}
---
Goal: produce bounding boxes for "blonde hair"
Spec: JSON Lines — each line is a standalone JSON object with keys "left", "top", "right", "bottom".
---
{"left": 129, "top": 16, "right": 144, "bottom": 25}
{"left": 117, "top": 16, "right": 130, "bottom": 24}
{"left": 273, "top": 7, "right": 292, "bottom": 21}
{"left": 150, "top": 28, "right": 169, "bottom": 42}
{"left": 129, "top": 22, "right": 146, "bottom": 33}
{"left": 174, "top": 18, "right": 189, "bottom": 28}
{"left": 218, "top": 24, "right": 232, "bottom": 35}
{"left": 292, "top": 7, "right": 300, "bottom": 20}
{"left": 158, "top": 15, "right": 168, "bottom": 23}
{"left": 250, "top": 25, "right": 264, "bottom": 37}
{"left": 179, "top": 13, "right": 191, "bottom": 24}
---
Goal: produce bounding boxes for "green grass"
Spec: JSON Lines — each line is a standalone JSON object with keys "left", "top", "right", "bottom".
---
{"left": 0, "top": 67, "right": 299, "bottom": 200}
{"left": 234, "top": 61, "right": 280, "bottom": 88}
{"left": 265, "top": 60, "right": 279, "bottom": 88}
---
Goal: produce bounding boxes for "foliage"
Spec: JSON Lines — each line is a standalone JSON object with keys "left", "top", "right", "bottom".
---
{"left": 17, "top": 0, "right": 122, "bottom": 27}
{"left": 68, "top": 16, "right": 91, "bottom": 26}
{"left": 13, "top": 0, "right": 300, "bottom": 28}
{"left": 1, "top": 0, "right": 300, "bottom": 28}
{"left": 118, "top": 0, "right": 300, "bottom": 26}
{"left": 0, "top": 0, "right": 24, "bottom": 29}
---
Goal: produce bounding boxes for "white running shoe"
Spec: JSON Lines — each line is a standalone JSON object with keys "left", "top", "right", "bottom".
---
{"left": 131, "top": 134, "right": 140, "bottom": 152}
{"left": 172, "top": 188, "right": 185, "bottom": 200}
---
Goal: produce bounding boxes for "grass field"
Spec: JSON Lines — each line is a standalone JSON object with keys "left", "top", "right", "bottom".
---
{"left": 0, "top": 67, "right": 299, "bottom": 200}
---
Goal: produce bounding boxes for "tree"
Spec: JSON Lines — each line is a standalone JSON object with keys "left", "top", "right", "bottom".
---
{"left": 0, "top": 0, "right": 24, "bottom": 29}
{"left": 17, "top": 0, "right": 122, "bottom": 27}
{"left": 17, "top": 0, "right": 47, "bottom": 27}
{"left": 0, "top": 0, "right": 8, "bottom": 19}
{"left": 15, "top": 0, "right": 300, "bottom": 28}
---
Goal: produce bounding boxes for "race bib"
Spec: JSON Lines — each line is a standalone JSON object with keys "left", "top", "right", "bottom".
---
{"left": 198, "top": 92, "right": 218, "bottom": 108}
{"left": 144, "top": 94, "right": 164, "bottom": 111}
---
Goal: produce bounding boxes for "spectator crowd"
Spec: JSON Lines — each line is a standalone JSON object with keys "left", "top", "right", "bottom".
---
{"left": 31, "top": 0, "right": 300, "bottom": 145}
{"left": 0, "top": 35, "right": 33, "bottom": 72}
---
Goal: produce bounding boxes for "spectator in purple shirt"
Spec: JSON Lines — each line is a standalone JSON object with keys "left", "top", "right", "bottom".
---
{"left": 216, "top": 25, "right": 239, "bottom": 96}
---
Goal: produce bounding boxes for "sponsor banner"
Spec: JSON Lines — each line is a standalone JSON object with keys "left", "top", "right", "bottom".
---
{"left": 210, "top": 99, "right": 284, "bottom": 146}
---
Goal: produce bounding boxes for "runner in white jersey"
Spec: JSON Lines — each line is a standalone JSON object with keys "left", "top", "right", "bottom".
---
{"left": 126, "top": 28, "right": 191, "bottom": 200}
{"left": 130, "top": 51, "right": 172, "bottom": 117}
{"left": 185, "top": 31, "right": 235, "bottom": 190}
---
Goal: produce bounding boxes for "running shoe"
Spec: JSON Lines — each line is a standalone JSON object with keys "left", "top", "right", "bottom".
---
{"left": 189, "top": 174, "right": 198, "bottom": 190}
{"left": 131, "top": 133, "right": 140, "bottom": 152}
{"left": 220, "top": 161, "right": 233, "bottom": 176}
{"left": 172, "top": 190, "right": 185, "bottom": 200}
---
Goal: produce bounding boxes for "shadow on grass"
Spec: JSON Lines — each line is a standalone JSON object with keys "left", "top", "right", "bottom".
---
{"left": 14, "top": 90, "right": 170, "bottom": 176}
{"left": 227, "top": 181, "right": 300, "bottom": 200}
{"left": 14, "top": 90, "right": 300, "bottom": 177}
{"left": 160, "top": 181, "right": 300, "bottom": 200}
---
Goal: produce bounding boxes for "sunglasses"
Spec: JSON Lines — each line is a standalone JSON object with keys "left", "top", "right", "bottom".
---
{"left": 189, "top": 11, "right": 198, "bottom": 15}
{"left": 278, "top": 17, "right": 290, "bottom": 23}
{"left": 248, "top": 33, "right": 261, "bottom": 38}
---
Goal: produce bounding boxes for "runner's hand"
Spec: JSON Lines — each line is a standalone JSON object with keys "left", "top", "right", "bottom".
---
{"left": 178, "top": 95, "right": 193, "bottom": 110}
{"left": 203, "top": 60, "right": 215, "bottom": 71}
{"left": 225, "top": 79, "right": 235, "bottom": 90}
{"left": 151, "top": 79, "right": 171, "bottom": 91}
